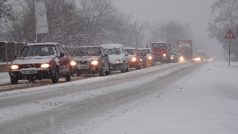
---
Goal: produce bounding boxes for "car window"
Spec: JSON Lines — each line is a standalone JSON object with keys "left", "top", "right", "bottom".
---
{"left": 126, "top": 49, "right": 136, "bottom": 55}
{"left": 18, "top": 45, "right": 56, "bottom": 57}
{"left": 74, "top": 47, "right": 101, "bottom": 56}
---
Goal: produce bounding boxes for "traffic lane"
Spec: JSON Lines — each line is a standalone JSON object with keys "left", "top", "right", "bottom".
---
{"left": 0, "top": 61, "right": 161, "bottom": 92}
{"left": 0, "top": 63, "right": 179, "bottom": 109}
{"left": 0, "top": 63, "right": 200, "bottom": 134}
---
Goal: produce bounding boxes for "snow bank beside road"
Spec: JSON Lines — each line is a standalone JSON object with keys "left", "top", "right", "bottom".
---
{"left": 83, "top": 62, "right": 238, "bottom": 134}
{"left": 0, "top": 73, "right": 9, "bottom": 85}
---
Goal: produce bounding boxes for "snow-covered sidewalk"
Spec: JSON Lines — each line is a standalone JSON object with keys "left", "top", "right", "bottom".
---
{"left": 84, "top": 62, "right": 238, "bottom": 134}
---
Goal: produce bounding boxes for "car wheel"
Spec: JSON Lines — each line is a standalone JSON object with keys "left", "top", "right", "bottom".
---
{"left": 99, "top": 68, "right": 105, "bottom": 76}
{"left": 65, "top": 71, "right": 71, "bottom": 82}
{"left": 120, "top": 68, "right": 125, "bottom": 73}
{"left": 51, "top": 69, "right": 59, "bottom": 83}
{"left": 10, "top": 76, "right": 18, "bottom": 84}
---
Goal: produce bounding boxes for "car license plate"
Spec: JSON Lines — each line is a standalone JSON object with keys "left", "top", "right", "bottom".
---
{"left": 77, "top": 65, "right": 89, "bottom": 69}
{"left": 21, "top": 69, "right": 38, "bottom": 75}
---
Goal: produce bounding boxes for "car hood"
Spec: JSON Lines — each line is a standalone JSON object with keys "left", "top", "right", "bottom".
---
{"left": 74, "top": 56, "right": 100, "bottom": 61}
{"left": 12, "top": 56, "right": 54, "bottom": 65}
{"left": 128, "top": 54, "right": 137, "bottom": 59}
{"left": 108, "top": 54, "right": 124, "bottom": 63}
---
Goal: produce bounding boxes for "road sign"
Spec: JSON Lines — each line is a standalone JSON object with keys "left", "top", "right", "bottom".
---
{"left": 224, "top": 29, "right": 235, "bottom": 66}
{"left": 225, "top": 29, "right": 236, "bottom": 39}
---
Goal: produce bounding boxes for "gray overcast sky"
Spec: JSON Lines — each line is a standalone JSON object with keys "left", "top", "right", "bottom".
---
{"left": 111, "top": 0, "right": 223, "bottom": 58}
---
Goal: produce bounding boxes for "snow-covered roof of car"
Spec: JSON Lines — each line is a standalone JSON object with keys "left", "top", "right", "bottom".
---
{"left": 78, "top": 46, "right": 101, "bottom": 48}
{"left": 138, "top": 48, "right": 151, "bottom": 50}
{"left": 27, "top": 42, "right": 59, "bottom": 46}
{"left": 100, "top": 44, "right": 124, "bottom": 48}
{"left": 151, "top": 41, "right": 169, "bottom": 44}
{"left": 125, "top": 47, "right": 135, "bottom": 49}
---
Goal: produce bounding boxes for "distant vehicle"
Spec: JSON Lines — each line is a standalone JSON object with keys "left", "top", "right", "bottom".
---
{"left": 149, "top": 42, "right": 171, "bottom": 63}
{"left": 169, "top": 49, "right": 179, "bottom": 63}
{"left": 125, "top": 47, "right": 142, "bottom": 69}
{"left": 193, "top": 51, "right": 206, "bottom": 63}
{"left": 8, "top": 42, "right": 72, "bottom": 84}
{"left": 138, "top": 48, "right": 155, "bottom": 67}
{"left": 100, "top": 44, "right": 129, "bottom": 73}
{"left": 177, "top": 40, "right": 193, "bottom": 61}
{"left": 72, "top": 46, "right": 110, "bottom": 76}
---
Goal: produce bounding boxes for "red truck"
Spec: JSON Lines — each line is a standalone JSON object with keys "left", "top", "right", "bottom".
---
{"left": 177, "top": 40, "right": 193, "bottom": 61}
{"left": 150, "top": 42, "right": 170, "bottom": 63}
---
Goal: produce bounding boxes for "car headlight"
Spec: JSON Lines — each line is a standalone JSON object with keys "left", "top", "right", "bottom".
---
{"left": 70, "top": 61, "right": 77, "bottom": 66}
{"left": 116, "top": 59, "right": 122, "bottom": 64}
{"left": 131, "top": 57, "right": 137, "bottom": 62}
{"left": 163, "top": 53, "right": 167, "bottom": 57}
{"left": 41, "top": 63, "right": 50, "bottom": 68}
{"left": 179, "top": 56, "right": 184, "bottom": 62}
{"left": 148, "top": 56, "right": 153, "bottom": 60}
{"left": 10, "top": 65, "right": 19, "bottom": 70}
{"left": 91, "top": 60, "right": 99, "bottom": 66}
{"left": 197, "top": 57, "right": 201, "bottom": 61}
{"left": 170, "top": 56, "right": 174, "bottom": 60}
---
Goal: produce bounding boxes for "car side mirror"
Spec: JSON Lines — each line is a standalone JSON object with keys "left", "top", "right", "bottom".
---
{"left": 60, "top": 53, "right": 65, "bottom": 57}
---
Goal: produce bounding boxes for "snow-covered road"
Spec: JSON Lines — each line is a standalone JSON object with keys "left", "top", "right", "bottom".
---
{"left": 0, "top": 63, "right": 199, "bottom": 134}
{"left": 79, "top": 62, "right": 238, "bottom": 134}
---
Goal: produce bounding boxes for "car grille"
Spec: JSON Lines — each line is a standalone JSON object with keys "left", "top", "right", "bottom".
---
{"left": 20, "top": 64, "right": 41, "bottom": 69}
{"left": 78, "top": 61, "right": 89, "bottom": 65}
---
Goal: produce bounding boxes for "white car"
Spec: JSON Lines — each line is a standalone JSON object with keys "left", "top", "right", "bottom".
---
{"left": 100, "top": 44, "right": 129, "bottom": 73}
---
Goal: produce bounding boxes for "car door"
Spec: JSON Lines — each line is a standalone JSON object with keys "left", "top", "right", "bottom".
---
{"left": 122, "top": 48, "right": 129, "bottom": 64}
{"left": 57, "top": 45, "right": 70, "bottom": 74}
{"left": 100, "top": 48, "right": 109, "bottom": 71}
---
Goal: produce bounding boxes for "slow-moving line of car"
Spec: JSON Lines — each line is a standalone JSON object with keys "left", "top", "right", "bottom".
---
{"left": 8, "top": 43, "right": 156, "bottom": 85}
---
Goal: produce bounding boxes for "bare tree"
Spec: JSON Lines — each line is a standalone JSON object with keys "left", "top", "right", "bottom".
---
{"left": 209, "top": 0, "right": 238, "bottom": 60}
{"left": 149, "top": 20, "right": 192, "bottom": 48}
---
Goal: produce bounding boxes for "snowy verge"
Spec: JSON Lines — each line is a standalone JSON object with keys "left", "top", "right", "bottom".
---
{"left": 0, "top": 73, "right": 9, "bottom": 85}
{"left": 77, "top": 62, "right": 238, "bottom": 134}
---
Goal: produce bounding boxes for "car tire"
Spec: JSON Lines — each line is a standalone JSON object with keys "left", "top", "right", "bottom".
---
{"left": 51, "top": 69, "right": 59, "bottom": 83}
{"left": 99, "top": 68, "right": 105, "bottom": 76}
{"left": 65, "top": 71, "right": 71, "bottom": 82}
{"left": 10, "top": 77, "right": 18, "bottom": 84}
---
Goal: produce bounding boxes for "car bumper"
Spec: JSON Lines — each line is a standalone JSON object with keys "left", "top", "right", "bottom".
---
{"left": 109, "top": 63, "right": 123, "bottom": 71}
{"left": 76, "top": 65, "right": 100, "bottom": 74}
{"left": 9, "top": 69, "right": 52, "bottom": 80}
{"left": 129, "top": 61, "right": 140, "bottom": 68}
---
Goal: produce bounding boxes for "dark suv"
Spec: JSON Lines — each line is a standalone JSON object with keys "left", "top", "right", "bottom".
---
{"left": 8, "top": 42, "right": 72, "bottom": 84}
{"left": 72, "top": 46, "right": 110, "bottom": 76}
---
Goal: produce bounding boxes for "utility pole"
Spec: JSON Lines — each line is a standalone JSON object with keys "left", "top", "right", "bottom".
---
{"left": 135, "top": 22, "right": 138, "bottom": 48}
{"left": 34, "top": 0, "right": 38, "bottom": 43}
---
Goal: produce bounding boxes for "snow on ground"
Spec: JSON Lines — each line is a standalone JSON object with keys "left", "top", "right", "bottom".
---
{"left": 0, "top": 63, "right": 190, "bottom": 124}
{"left": 70, "top": 62, "right": 238, "bottom": 134}
{"left": 0, "top": 72, "right": 10, "bottom": 85}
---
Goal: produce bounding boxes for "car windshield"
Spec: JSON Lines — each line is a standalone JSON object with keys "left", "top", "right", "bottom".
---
{"left": 107, "top": 48, "right": 121, "bottom": 55}
{"left": 126, "top": 49, "right": 136, "bottom": 55}
{"left": 18, "top": 45, "right": 56, "bottom": 57}
{"left": 141, "top": 49, "right": 150, "bottom": 54}
{"left": 75, "top": 47, "right": 101, "bottom": 56}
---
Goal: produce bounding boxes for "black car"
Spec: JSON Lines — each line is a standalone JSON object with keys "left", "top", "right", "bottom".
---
{"left": 8, "top": 42, "right": 72, "bottom": 84}
{"left": 73, "top": 46, "right": 110, "bottom": 76}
